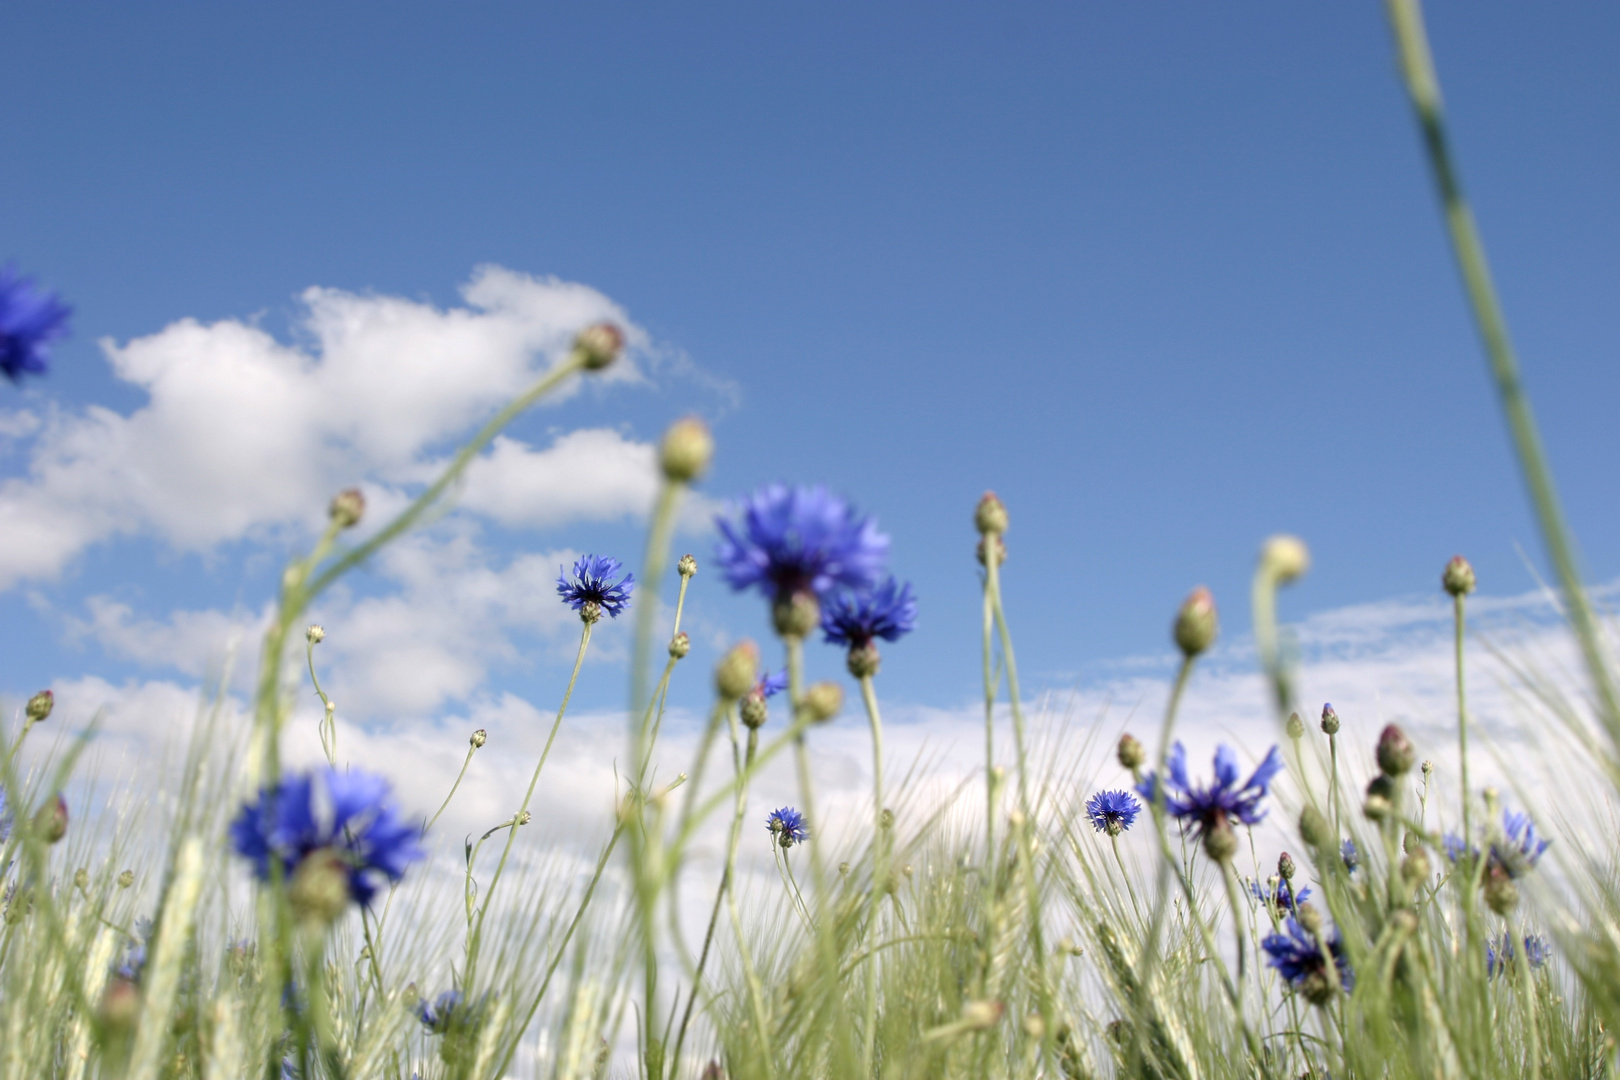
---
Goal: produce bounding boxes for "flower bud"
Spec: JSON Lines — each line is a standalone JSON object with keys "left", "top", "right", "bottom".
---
{"left": 1320, "top": 703, "right": 1340, "bottom": 735}
{"left": 100, "top": 977, "right": 142, "bottom": 1032}
{"left": 660, "top": 417, "right": 714, "bottom": 483}
{"left": 35, "top": 794, "right": 68, "bottom": 844}
{"left": 328, "top": 488, "right": 365, "bottom": 529}
{"left": 1421, "top": 759, "right": 1434, "bottom": 780}
{"left": 1277, "top": 852, "right": 1296, "bottom": 881}
{"left": 1364, "top": 793, "right": 1392, "bottom": 821}
{"left": 838, "top": 861, "right": 850, "bottom": 876}
{"left": 976, "top": 535, "right": 1006, "bottom": 567}
{"left": 1296, "top": 901, "right": 1324, "bottom": 936}
{"left": 846, "top": 642, "right": 881, "bottom": 679}
{"left": 880, "top": 808, "right": 894, "bottom": 830}
{"left": 1299, "top": 806, "right": 1330, "bottom": 848}
{"left": 1117, "top": 733, "right": 1146, "bottom": 772}
{"left": 669, "top": 631, "right": 691, "bottom": 659}
{"left": 470, "top": 728, "right": 487, "bottom": 749}
{"left": 715, "top": 641, "right": 759, "bottom": 702}
{"left": 518, "top": 810, "right": 532, "bottom": 825}
{"left": 677, "top": 553, "right": 698, "bottom": 578}
{"left": 1402, "top": 848, "right": 1432, "bottom": 886}
{"left": 1442, "top": 555, "right": 1476, "bottom": 597}
{"left": 574, "top": 323, "right": 624, "bottom": 370}
{"left": 1484, "top": 872, "right": 1520, "bottom": 915}
{"left": 1203, "top": 821, "right": 1239, "bottom": 862}
{"left": 288, "top": 848, "right": 351, "bottom": 925}
{"left": 306, "top": 625, "right": 325, "bottom": 645}
{"left": 25, "top": 689, "right": 53, "bottom": 723}
{"left": 72, "top": 868, "right": 89, "bottom": 891}
{"left": 1259, "top": 535, "right": 1310, "bottom": 584}
{"left": 1376, "top": 724, "right": 1415, "bottom": 777}
{"left": 117, "top": 870, "right": 135, "bottom": 889}
{"left": 902, "top": 863, "right": 914, "bottom": 878}
{"left": 961, "top": 999, "right": 1004, "bottom": 1031}
{"left": 1286, "top": 712, "right": 1305, "bottom": 740}
{"left": 1172, "top": 586, "right": 1218, "bottom": 657}
{"left": 803, "top": 681, "right": 843, "bottom": 723}
{"left": 772, "top": 590, "right": 820, "bottom": 639}
{"left": 974, "top": 492, "right": 1008, "bottom": 536}
{"left": 740, "top": 691, "right": 768, "bottom": 729}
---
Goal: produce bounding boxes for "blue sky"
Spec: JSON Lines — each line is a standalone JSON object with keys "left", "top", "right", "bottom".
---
{"left": 3, "top": 3, "right": 1618, "bottom": 743}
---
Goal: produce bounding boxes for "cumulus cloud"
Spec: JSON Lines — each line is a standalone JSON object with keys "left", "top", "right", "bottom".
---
{"left": 0, "top": 267, "right": 668, "bottom": 590}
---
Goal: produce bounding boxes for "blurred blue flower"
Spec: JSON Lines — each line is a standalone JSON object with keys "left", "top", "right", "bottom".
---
{"left": 115, "top": 940, "right": 147, "bottom": 983}
{"left": 766, "top": 807, "right": 808, "bottom": 849}
{"left": 1249, "top": 879, "right": 1312, "bottom": 913}
{"left": 418, "top": 989, "right": 465, "bottom": 1034}
{"left": 1487, "top": 932, "right": 1551, "bottom": 979}
{"left": 230, "top": 767, "right": 423, "bottom": 908}
{"left": 756, "top": 669, "right": 789, "bottom": 699}
{"left": 1136, "top": 742, "right": 1283, "bottom": 844}
{"left": 556, "top": 554, "right": 635, "bottom": 618}
{"left": 1086, "top": 790, "right": 1141, "bottom": 836}
{"left": 821, "top": 577, "right": 917, "bottom": 648}
{"left": 715, "top": 485, "right": 888, "bottom": 603}
{"left": 1443, "top": 808, "right": 1550, "bottom": 880}
{"left": 0, "top": 784, "right": 10, "bottom": 843}
{"left": 1262, "top": 917, "right": 1354, "bottom": 1000}
{"left": 0, "top": 267, "right": 71, "bottom": 382}
{"left": 1340, "top": 839, "right": 1359, "bottom": 873}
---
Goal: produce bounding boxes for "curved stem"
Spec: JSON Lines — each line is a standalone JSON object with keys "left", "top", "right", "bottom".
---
{"left": 425, "top": 745, "right": 476, "bottom": 836}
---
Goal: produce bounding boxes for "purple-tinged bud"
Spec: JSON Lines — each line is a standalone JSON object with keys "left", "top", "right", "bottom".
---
{"left": 35, "top": 794, "right": 68, "bottom": 844}
{"left": 1117, "top": 733, "right": 1146, "bottom": 773}
{"left": 772, "top": 590, "right": 820, "bottom": 639}
{"left": 714, "top": 641, "right": 760, "bottom": 702}
{"left": 976, "top": 535, "right": 1006, "bottom": 567}
{"left": 669, "top": 631, "right": 691, "bottom": 659}
{"left": 677, "top": 553, "right": 698, "bottom": 578}
{"left": 1286, "top": 712, "right": 1305, "bottom": 740}
{"left": 574, "top": 323, "right": 624, "bottom": 370}
{"left": 1259, "top": 535, "right": 1310, "bottom": 584}
{"left": 740, "top": 690, "right": 768, "bottom": 729}
{"left": 25, "top": 689, "right": 53, "bottom": 723}
{"left": 660, "top": 417, "right": 714, "bottom": 482}
{"left": 1320, "top": 703, "right": 1340, "bottom": 735}
{"left": 847, "top": 642, "right": 881, "bottom": 679}
{"left": 804, "top": 682, "right": 843, "bottom": 723}
{"left": 974, "top": 492, "right": 1008, "bottom": 536}
{"left": 1172, "top": 586, "right": 1218, "bottom": 657}
{"left": 470, "top": 728, "right": 487, "bottom": 749}
{"left": 329, "top": 488, "right": 365, "bottom": 529}
{"left": 1442, "top": 555, "right": 1477, "bottom": 597}
{"left": 1278, "top": 852, "right": 1297, "bottom": 881}
{"left": 1376, "top": 724, "right": 1415, "bottom": 777}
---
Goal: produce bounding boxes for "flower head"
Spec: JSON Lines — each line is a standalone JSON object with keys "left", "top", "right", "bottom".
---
{"left": 0, "top": 267, "right": 71, "bottom": 382}
{"left": 821, "top": 577, "right": 917, "bottom": 648}
{"left": 230, "top": 767, "right": 423, "bottom": 909}
{"left": 766, "top": 807, "right": 808, "bottom": 849}
{"left": 1249, "top": 878, "right": 1312, "bottom": 913}
{"left": 1262, "top": 917, "right": 1354, "bottom": 1004}
{"left": 1136, "top": 742, "right": 1283, "bottom": 855}
{"left": 714, "top": 485, "right": 888, "bottom": 603}
{"left": 556, "top": 555, "right": 635, "bottom": 619}
{"left": 756, "top": 670, "right": 789, "bottom": 698}
{"left": 418, "top": 989, "right": 466, "bottom": 1034}
{"left": 1340, "top": 838, "right": 1359, "bottom": 873}
{"left": 1487, "top": 932, "right": 1551, "bottom": 978}
{"left": 1443, "top": 807, "right": 1550, "bottom": 880}
{"left": 1085, "top": 790, "right": 1141, "bottom": 836}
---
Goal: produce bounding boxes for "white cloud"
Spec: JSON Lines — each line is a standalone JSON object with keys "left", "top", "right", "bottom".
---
{"left": 0, "top": 267, "right": 658, "bottom": 591}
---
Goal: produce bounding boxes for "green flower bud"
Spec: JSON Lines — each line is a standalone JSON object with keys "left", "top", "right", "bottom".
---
{"left": 772, "top": 590, "right": 820, "bottom": 639}
{"left": 288, "top": 848, "right": 351, "bottom": 925}
{"left": 1299, "top": 805, "right": 1330, "bottom": 848}
{"left": 1116, "top": 733, "right": 1146, "bottom": 772}
{"left": 35, "top": 794, "right": 68, "bottom": 844}
{"left": 117, "top": 870, "right": 135, "bottom": 889}
{"left": 306, "top": 624, "right": 325, "bottom": 645}
{"left": 669, "top": 632, "right": 691, "bottom": 659}
{"left": 1173, "top": 586, "right": 1219, "bottom": 657}
{"left": 803, "top": 681, "right": 844, "bottom": 723}
{"left": 573, "top": 323, "right": 624, "bottom": 370}
{"left": 974, "top": 492, "right": 1008, "bottom": 536}
{"left": 1259, "top": 535, "right": 1310, "bottom": 584}
{"left": 660, "top": 417, "right": 714, "bottom": 482}
{"left": 1320, "top": 703, "right": 1340, "bottom": 735}
{"left": 846, "top": 642, "right": 881, "bottom": 679}
{"left": 328, "top": 488, "right": 365, "bottom": 529}
{"left": 1376, "top": 724, "right": 1415, "bottom": 777}
{"left": 1203, "top": 821, "right": 1239, "bottom": 862}
{"left": 677, "top": 553, "right": 698, "bottom": 578}
{"left": 740, "top": 690, "right": 768, "bottom": 730}
{"left": 1442, "top": 555, "right": 1476, "bottom": 597}
{"left": 25, "top": 689, "right": 53, "bottom": 723}
{"left": 470, "top": 728, "right": 487, "bottom": 748}
{"left": 714, "top": 641, "right": 759, "bottom": 701}
{"left": 1286, "top": 712, "right": 1305, "bottom": 740}
{"left": 1278, "top": 852, "right": 1296, "bottom": 881}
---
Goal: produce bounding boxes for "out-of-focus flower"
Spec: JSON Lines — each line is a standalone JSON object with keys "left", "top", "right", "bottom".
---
{"left": 1249, "top": 878, "right": 1312, "bottom": 913}
{"left": 1262, "top": 917, "right": 1354, "bottom": 1004}
{"left": 1137, "top": 742, "right": 1283, "bottom": 858}
{"left": 820, "top": 577, "right": 917, "bottom": 648}
{"left": 0, "top": 266, "right": 71, "bottom": 382}
{"left": 714, "top": 485, "right": 888, "bottom": 605}
{"left": 1487, "top": 933, "right": 1551, "bottom": 978}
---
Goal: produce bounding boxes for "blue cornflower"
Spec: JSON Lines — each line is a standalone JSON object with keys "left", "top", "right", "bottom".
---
{"left": 1136, "top": 742, "right": 1283, "bottom": 858}
{"left": 0, "top": 784, "right": 10, "bottom": 843}
{"left": 1249, "top": 879, "right": 1312, "bottom": 913}
{"left": 756, "top": 669, "right": 789, "bottom": 698}
{"left": 115, "top": 940, "right": 147, "bottom": 983}
{"left": 1086, "top": 790, "right": 1141, "bottom": 836}
{"left": 1443, "top": 808, "right": 1550, "bottom": 880}
{"left": 766, "top": 807, "right": 808, "bottom": 849}
{"left": 821, "top": 577, "right": 917, "bottom": 648}
{"left": 714, "top": 485, "right": 889, "bottom": 604}
{"left": 1487, "top": 933, "right": 1552, "bottom": 979}
{"left": 418, "top": 989, "right": 465, "bottom": 1034}
{"left": 556, "top": 554, "right": 634, "bottom": 619}
{"left": 1340, "top": 839, "right": 1359, "bottom": 873}
{"left": 0, "top": 267, "right": 71, "bottom": 382}
{"left": 1262, "top": 917, "right": 1354, "bottom": 1004}
{"left": 230, "top": 767, "right": 423, "bottom": 909}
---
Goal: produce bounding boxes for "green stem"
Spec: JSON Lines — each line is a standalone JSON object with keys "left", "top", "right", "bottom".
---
{"left": 982, "top": 560, "right": 998, "bottom": 860}
{"left": 725, "top": 714, "right": 775, "bottom": 1076}
{"left": 1454, "top": 591, "right": 1472, "bottom": 858}
{"left": 858, "top": 672, "right": 888, "bottom": 1077}
{"left": 426, "top": 745, "right": 476, "bottom": 836}
{"left": 1386, "top": 0, "right": 1620, "bottom": 744}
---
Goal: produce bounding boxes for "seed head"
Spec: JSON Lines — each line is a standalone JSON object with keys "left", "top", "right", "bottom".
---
{"left": 1442, "top": 555, "right": 1477, "bottom": 597}
{"left": 329, "top": 488, "right": 366, "bottom": 529}
{"left": 1117, "top": 733, "right": 1146, "bottom": 772}
{"left": 573, "top": 323, "right": 624, "bottom": 370}
{"left": 714, "top": 641, "right": 760, "bottom": 702}
{"left": 804, "top": 681, "right": 844, "bottom": 723}
{"left": 974, "top": 492, "right": 1008, "bottom": 536}
{"left": 1259, "top": 535, "right": 1310, "bottom": 584}
{"left": 1320, "top": 702, "right": 1340, "bottom": 735}
{"left": 660, "top": 417, "right": 714, "bottom": 482}
{"left": 25, "top": 689, "right": 53, "bottom": 723}
{"left": 1286, "top": 712, "right": 1305, "bottom": 740}
{"left": 470, "top": 728, "right": 487, "bottom": 749}
{"left": 677, "top": 553, "right": 698, "bottom": 578}
{"left": 669, "top": 631, "right": 691, "bottom": 659}
{"left": 1173, "top": 586, "right": 1219, "bottom": 657}
{"left": 306, "top": 624, "right": 325, "bottom": 645}
{"left": 1376, "top": 724, "right": 1415, "bottom": 777}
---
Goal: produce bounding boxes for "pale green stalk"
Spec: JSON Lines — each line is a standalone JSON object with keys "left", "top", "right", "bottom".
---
{"left": 1385, "top": 0, "right": 1620, "bottom": 745}
{"left": 128, "top": 837, "right": 205, "bottom": 1080}
{"left": 982, "top": 561, "right": 998, "bottom": 858}
{"left": 425, "top": 743, "right": 477, "bottom": 836}
{"left": 1454, "top": 590, "right": 1472, "bottom": 857}
{"left": 306, "top": 637, "right": 336, "bottom": 765}
{"left": 724, "top": 712, "right": 775, "bottom": 1076}
{"left": 858, "top": 671, "right": 888, "bottom": 1077}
